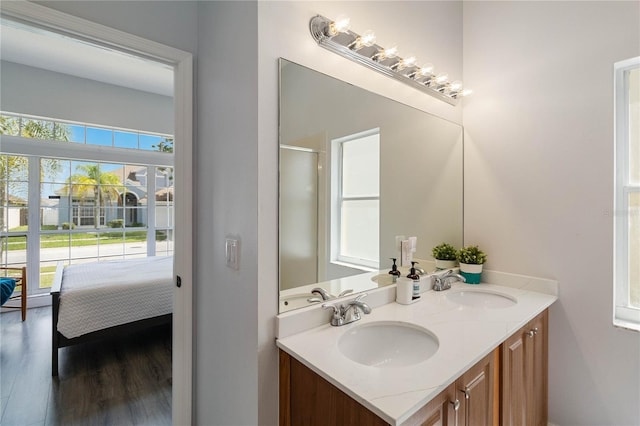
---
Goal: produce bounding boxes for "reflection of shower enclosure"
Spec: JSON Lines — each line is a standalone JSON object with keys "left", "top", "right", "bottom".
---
{"left": 279, "top": 147, "right": 318, "bottom": 291}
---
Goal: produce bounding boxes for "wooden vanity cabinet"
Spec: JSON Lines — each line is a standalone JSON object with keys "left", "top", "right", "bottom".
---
{"left": 405, "top": 349, "right": 497, "bottom": 426}
{"left": 279, "top": 308, "right": 548, "bottom": 426}
{"left": 279, "top": 348, "right": 497, "bottom": 426}
{"left": 500, "top": 309, "right": 548, "bottom": 426}
{"left": 279, "top": 350, "right": 387, "bottom": 426}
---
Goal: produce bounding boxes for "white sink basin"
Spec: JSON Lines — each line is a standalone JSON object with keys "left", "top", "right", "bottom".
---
{"left": 338, "top": 321, "right": 439, "bottom": 368}
{"left": 446, "top": 289, "right": 517, "bottom": 309}
{"left": 370, "top": 273, "right": 396, "bottom": 286}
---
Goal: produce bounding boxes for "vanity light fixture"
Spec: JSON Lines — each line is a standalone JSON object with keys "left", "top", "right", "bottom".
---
{"left": 309, "top": 14, "right": 471, "bottom": 105}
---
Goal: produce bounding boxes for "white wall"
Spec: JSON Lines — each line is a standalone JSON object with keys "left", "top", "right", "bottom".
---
{"left": 1, "top": 61, "right": 173, "bottom": 134}
{"left": 196, "top": 2, "right": 259, "bottom": 424}
{"left": 463, "top": 2, "right": 640, "bottom": 425}
{"left": 258, "top": 2, "right": 463, "bottom": 424}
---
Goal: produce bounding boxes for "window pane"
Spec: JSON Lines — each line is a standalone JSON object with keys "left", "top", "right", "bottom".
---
{"left": 114, "top": 131, "right": 139, "bottom": 149}
{"left": 125, "top": 230, "right": 147, "bottom": 255}
{"left": 40, "top": 261, "right": 64, "bottom": 290}
{"left": 71, "top": 232, "right": 99, "bottom": 259}
{"left": 630, "top": 192, "right": 640, "bottom": 308}
{"left": 139, "top": 134, "right": 162, "bottom": 151}
{"left": 22, "top": 119, "right": 54, "bottom": 139}
{"left": 42, "top": 158, "right": 71, "bottom": 183}
{"left": 41, "top": 234, "right": 69, "bottom": 262}
{"left": 86, "top": 127, "right": 113, "bottom": 147}
{"left": 340, "top": 199, "right": 379, "bottom": 262}
{"left": 1, "top": 236, "right": 26, "bottom": 264}
{"left": 0, "top": 115, "right": 20, "bottom": 136}
{"left": 342, "top": 133, "right": 380, "bottom": 197}
{"left": 630, "top": 68, "right": 640, "bottom": 185}
{"left": 68, "top": 125, "right": 85, "bottom": 143}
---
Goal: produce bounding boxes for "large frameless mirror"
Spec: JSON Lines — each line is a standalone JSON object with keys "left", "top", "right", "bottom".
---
{"left": 279, "top": 58, "right": 463, "bottom": 313}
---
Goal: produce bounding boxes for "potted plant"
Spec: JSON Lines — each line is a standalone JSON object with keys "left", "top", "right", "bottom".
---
{"left": 456, "top": 245, "right": 487, "bottom": 284}
{"left": 431, "top": 243, "right": 458, "bottom": 270}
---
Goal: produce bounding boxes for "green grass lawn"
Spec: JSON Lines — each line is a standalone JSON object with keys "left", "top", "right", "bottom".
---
{"left": 4, "top": 230, "right": 147, "bottom": 250}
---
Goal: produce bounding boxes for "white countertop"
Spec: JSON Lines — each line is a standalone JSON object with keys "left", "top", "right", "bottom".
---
{"left": 276, "top": 278, "right": 557, "bottom": 425}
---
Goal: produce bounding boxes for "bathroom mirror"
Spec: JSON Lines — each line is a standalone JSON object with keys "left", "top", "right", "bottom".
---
{"left": 279, "top": 59, "right": 463, "bottom": 313}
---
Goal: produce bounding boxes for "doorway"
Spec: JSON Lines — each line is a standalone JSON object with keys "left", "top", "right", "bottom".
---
{"left": 0, "top": 3, "right": 193, "bottom": 424}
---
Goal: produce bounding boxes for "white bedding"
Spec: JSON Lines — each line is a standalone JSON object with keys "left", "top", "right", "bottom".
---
{"left": 57, "top": 256, "right": 173, "bottom": 339}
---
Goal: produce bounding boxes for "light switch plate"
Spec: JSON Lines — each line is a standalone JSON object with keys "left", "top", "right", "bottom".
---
{"left": 225, "top": 238, "right": 239, "bottom": 270}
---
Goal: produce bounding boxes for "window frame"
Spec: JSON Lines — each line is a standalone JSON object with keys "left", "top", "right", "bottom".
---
{"left": 330, "top": 128, "right": 380, "bottom": 271}
{"left": 613, "top": 56, "right": 640, "bottom": 331}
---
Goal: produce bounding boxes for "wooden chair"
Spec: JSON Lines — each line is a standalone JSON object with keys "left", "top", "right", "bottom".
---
{"left": 1, "top": 266, "right": 27, "bottom": 321}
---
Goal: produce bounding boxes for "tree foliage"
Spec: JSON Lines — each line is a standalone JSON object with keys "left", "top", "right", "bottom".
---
{"left": 62, "top": 164, "right": 124, "bottom": 229}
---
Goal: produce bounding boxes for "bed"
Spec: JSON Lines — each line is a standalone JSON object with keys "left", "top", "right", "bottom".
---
{"left": 50, "top": 256, "right": 173, "bottom": 376}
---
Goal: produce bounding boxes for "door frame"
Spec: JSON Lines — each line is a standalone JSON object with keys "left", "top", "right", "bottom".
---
{"left": 0, "top": 2, "right": 194, "bottom": 424}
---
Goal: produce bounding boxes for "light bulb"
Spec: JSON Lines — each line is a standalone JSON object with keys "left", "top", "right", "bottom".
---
{"left": 350, "top": 29, "right": 377, "bottom": 50}
{"left": 418, "top": 63, "right": 435, "bottom": 76}
{"left": 435, "top": 73, "right": 449, "bottom": 85}
{"left": 360, "top": 30, "right": 376, "bottom": 47}
{"left": 329, "top": 14, "right": 351, "bottom": 35}
{"left": 395, "top": 55, "right": 417, "bottom": 70}
{"left": 449, "top": 80, "right": 463, "bottom": 92}
{"left": 460, "top": 89, "right": 473, "bottom": 97}
{"left": 383, "top": 44, "right": 398, "bottom": 59}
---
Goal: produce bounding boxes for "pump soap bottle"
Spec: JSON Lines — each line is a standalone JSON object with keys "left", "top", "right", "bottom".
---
{"left": 388, "top": 258, "right": 401, "bottom": 283}
{"left": 396, "top": 261, "right": 421, "bottom": 305}
{"left": 407, "top": 261, "right": 421, "bottom": 301}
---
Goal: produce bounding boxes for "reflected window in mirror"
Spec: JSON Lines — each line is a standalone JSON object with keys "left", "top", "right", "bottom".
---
{"left": 331, "top": 129, "right": 380, "bottom": 270}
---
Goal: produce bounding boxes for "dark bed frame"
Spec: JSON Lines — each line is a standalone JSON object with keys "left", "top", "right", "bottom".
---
{"left": 50, "top": 261, "right": 172, "bottom": 376}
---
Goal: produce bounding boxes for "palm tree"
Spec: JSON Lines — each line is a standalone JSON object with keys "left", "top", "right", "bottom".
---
{"left": 62, "top": 165, "right": 123, "bottom": 228}
{"left": 1, "top": 117, "right": 67, "bottom": 258}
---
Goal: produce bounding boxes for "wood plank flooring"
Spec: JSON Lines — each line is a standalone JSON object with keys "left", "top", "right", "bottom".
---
{"left": 0, "top": 307, "right": 171, "bottom": 426}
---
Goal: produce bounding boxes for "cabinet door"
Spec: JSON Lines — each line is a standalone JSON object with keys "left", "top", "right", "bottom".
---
{"left": 458, "top": 349, "right": 496, "bottom": 426}
{"left": 528, "top": 310, "right": 548, "bottom": 426}
{"left": 404, "top": 384, "right": 457, "bottom": 426}
{"left": 501, "top": 309, "right": 549, "bottom": 426}
{"left": 281, "top": 351, "right": 387, "bottom": 426}
{"left": 501, "top": 330, "right": 528, "bottom": 426}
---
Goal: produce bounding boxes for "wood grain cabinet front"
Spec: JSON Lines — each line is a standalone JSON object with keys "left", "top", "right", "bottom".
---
{"left": 279, "top": 348, "right": 497, "bottom": 426}
{"left": 500, "top": 309, "right": 548, "bottom": 426}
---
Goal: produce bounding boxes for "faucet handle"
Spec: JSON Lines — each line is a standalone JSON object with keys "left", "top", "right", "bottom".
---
{"left": 322, "top": 303, "right": 344, "bottom": 326}
{"left": 338, "top": 289, "right": 354, "bottom": 297}
{"left": 354, "top": 292, "right": 368, "bottom": 302}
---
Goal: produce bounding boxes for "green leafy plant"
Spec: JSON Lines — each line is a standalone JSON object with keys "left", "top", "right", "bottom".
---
{"left": 107, "top": 219, "right": 124, "bottom": 228}
{"left": 61, "top": 222, "right": 76, "bottom": 230}
{"left": 432, "top": 243, "right": 457, "bottom": 261}
{"left": 457, "top": 245, "right": 487, "bottom": 265}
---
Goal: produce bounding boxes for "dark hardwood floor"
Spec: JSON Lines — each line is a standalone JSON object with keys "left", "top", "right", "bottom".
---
{"left": 0, "top": 307, "right": 171, "bottom": 426}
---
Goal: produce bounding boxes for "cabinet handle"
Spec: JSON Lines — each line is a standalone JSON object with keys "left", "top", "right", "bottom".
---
{"left": 460, "top": 388, "right": 470, "bottom": 400}
{"left": 527, "top": 327, "right": 539, "bottom": 338}
{"left": 450, "top": 398, "right": 460, "bottom": 426}
{"left": 450, "top": 399, "right": 460, "bottom": 411}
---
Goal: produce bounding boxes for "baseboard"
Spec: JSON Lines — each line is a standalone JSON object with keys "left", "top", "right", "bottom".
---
{"left": 1, "top": 294, "right": 51, "bottom": 314}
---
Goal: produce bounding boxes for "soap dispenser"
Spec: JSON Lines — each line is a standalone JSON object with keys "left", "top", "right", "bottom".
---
{"left": 407, "top": 261, "right": 421, "bottom": 300}
{"left": 388, "top": 258, "right": 401, "bottom": 283}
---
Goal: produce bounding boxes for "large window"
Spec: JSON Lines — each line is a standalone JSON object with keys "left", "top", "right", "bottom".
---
{"left": 614, "top": 57, "right": 640, "bottom": 331}
{"left": 1, "top": 115, "right": 174, "bottom": 296}
{"left": 331, "top": 129, "right": 380, "bottom": 270}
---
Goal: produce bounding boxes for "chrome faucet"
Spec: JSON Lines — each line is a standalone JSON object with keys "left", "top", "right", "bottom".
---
{"left": 432, "top": 270, "right": 466, "bottom": 291}
{"left": 311, "top": 287, "right": 353, "bottom": 301}
{"left": 322, "top": 293, "right": 372, "bottom": 326}
{"left": 311, "top": 287, "right": 332, "bottom": 301}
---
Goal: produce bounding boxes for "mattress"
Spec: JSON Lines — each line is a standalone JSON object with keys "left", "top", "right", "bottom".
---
{"left": 57, "top": 256, "right": 173, "bottom": 339}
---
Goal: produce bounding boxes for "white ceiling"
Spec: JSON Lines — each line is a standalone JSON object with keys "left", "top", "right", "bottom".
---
{"left": 0, "top": 20, "right": 174, "bottom": 97}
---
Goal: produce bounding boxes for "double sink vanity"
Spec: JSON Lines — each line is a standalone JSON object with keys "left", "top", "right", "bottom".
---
{"left": 276, "top": 270, "right": 557, "bottom": 425}
{"left": 277, "top": 58, "right": 557, "bottom": 425}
